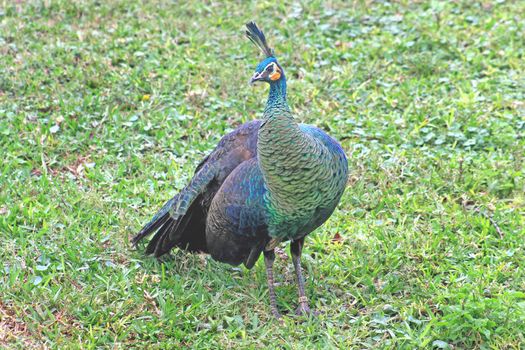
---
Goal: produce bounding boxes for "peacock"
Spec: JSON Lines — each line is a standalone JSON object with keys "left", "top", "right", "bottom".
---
{"left": 132, "top": 22, "right": 348, "bottom": 318}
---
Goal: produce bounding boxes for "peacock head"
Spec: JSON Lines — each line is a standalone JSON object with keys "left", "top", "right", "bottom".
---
{"left": 246, "top": 22, "right": 285, "bottom": 85}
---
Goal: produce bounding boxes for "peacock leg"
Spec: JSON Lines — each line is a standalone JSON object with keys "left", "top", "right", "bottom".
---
{"left": 291, "top": 238, "right": 314, "bottom": 316}
{"left": 264, "top": 250, "right": 282, "bottom": 319}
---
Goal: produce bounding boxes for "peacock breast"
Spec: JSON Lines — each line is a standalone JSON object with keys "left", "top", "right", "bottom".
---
{"left": 263, "top": 124, "right": 348, "bottom": 240}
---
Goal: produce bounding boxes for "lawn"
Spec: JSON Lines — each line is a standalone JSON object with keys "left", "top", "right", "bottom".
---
{"left": 1, "top": 0, "right": 524, "bottom": 348}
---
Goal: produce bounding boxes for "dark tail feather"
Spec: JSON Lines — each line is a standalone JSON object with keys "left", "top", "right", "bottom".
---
{"left": 133, "top": 161, "right": 215, "bottom": 256}
{"left": 145, "top": 217, "right": 178, "bottom": 255}
{"left": 150, "top": 207, "right": 195, "bottom": 257}
{"left": 132, "top": 194, "right": 202, "bottom": 258}
{"left": 131, "top": 196, "right": 177, "bottom": 246}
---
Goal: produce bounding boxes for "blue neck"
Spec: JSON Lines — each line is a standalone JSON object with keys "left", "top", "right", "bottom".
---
{"left": 264, "top": 76, "right": 289, "bottom": 115}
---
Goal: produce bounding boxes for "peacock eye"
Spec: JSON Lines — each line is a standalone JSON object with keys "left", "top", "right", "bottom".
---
{"left": 266, "top": 64, "right": 274, "bottom": 72}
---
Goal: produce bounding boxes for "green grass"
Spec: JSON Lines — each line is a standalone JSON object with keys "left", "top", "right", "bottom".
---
{"left": 1, "top": 0, "right": 524, "bottom": 348}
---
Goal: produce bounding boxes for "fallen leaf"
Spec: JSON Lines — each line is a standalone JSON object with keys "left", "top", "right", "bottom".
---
{"left": 332, "top": 232, "right": 343, "bottom": 243}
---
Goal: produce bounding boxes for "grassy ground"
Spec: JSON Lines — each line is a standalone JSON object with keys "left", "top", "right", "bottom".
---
{"left": 1, "top": 0, "right": 524, "bottom": 348}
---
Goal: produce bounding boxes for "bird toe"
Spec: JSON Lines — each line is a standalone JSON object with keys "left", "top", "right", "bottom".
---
{"left": 295, "top": 303, "right": 319, "bottom": 317}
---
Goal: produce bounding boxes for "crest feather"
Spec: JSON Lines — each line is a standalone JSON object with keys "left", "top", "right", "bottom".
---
{"left": 245, "top": 21, "right": 274, "bottom": 57}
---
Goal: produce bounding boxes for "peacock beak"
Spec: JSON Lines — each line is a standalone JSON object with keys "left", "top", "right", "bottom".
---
{"left": 250, "top": 72, "right": 263, "bottom": 85}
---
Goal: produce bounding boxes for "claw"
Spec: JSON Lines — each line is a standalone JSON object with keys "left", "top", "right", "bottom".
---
{"left": 295, "top": 302, "right": 320, "bottom": 317}
{"left": 272, "top": 310, "right": 284, "bottom": 322}
{"left": 295, "top": 303, "right": 310, "bottom": 316}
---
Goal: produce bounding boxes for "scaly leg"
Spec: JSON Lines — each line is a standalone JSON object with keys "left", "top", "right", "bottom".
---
{"left": 291, "top": 238, "right": 315, "bottom": 316}
{"left": 264, "top": 250, "right": 282, "bottom": 319}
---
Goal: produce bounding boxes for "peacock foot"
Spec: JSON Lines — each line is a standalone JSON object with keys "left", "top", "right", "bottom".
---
{"left": 295, "top": 298, "right": 319, "bottom": 316}
{"left": 295, "top": 296, "right": 320, "bottom": 316}
{"left": 271, "top": 309, "right": 284, "bottom": 323}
